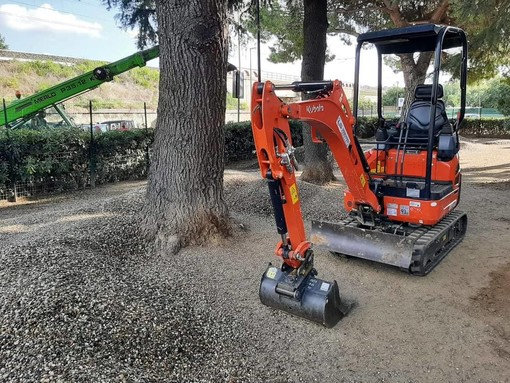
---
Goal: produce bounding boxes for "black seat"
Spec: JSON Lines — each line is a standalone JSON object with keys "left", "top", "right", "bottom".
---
{"left": 406, "top": 84, "right": 450, "bottom": 138}
{"left": 375, "top": 83, "right": 457, "bottom": 160}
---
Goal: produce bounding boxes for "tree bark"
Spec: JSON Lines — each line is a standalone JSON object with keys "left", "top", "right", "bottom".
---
{"left": 143, "top": 0, "right": 231, "bottom": 254}
{"left": 399, "top": 51, "right": 433, "bottom": 120}
{"left": 299, "top": 0, "right": 335, "bottom": 185}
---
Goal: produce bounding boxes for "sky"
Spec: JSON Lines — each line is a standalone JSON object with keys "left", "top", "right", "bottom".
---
{"left": 0, "top": 0, "right": 402, "bottom": 87}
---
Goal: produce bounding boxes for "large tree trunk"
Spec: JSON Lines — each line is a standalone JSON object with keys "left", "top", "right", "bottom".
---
{"left": 399, "top": 51, "right": 433, "bottom": 120}
{"left": 143, "top": 0, "right": 231, "bottom": 254}
{"left": 299, "top": 0, "right": 334, "bottom": 185}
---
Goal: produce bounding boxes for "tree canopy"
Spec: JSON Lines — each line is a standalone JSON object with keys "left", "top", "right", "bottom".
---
{"left": 0, "top": 34, "right": 8, "bottom": 50}
{"left": 249, "top": 1, "right": 510, "bottom": 84}
{"left": 103, "top": 0, "right": 243, "bottom": 49}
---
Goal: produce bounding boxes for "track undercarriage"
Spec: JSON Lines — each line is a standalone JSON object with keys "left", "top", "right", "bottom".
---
{"left": 311, "top": 210, "right": 467, "bottom": 275}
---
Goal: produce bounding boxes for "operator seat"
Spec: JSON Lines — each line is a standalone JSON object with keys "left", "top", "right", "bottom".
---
{"left": 404, "top": 84, "right": 458, "bottom": 160}
{"left": 406, "top": 84, "right": 450, "bottom": 139}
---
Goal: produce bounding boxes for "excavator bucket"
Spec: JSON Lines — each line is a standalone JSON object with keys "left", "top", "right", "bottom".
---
{"left": 259, "top": 264, "right": 351, "bottom": 328}
{"left": 311, "top": 211, "right": 467, "bottom": 275}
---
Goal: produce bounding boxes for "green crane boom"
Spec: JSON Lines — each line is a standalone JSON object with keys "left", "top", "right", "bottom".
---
{"left": 1, "top": 45, "right": 159, "bottom": 128}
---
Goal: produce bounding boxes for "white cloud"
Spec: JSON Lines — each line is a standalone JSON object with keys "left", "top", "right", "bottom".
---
{"left": 0, "top": 3, "right": 103, "bottom": 37}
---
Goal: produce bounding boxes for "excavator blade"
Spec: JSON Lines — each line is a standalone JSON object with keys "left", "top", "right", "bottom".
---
{"left": 310, "top": 211, "right": 467, "bottom": 275}
{"left": 259, "top": 264, "right": 351, "bottom": 328}
{"left": 311, "top": 220, "right": 415, "bottom": 269}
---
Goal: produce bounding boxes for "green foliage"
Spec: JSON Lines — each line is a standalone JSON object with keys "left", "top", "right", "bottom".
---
{"left": 226, "top": 92, "right": 248, "bottom": 110}
{"left": 477, "top": 78, "right": 510, "bottom": 116}
{"left": 36, "top": 81, "right": 55, "bottom": 93}
{"left": 243, "top": 1, "right": 336, "bottom": 64}
{"left": 3, "top": 117, "right": 510, "bottom": 198}
{"left": 0, "top": 77, "right": 20, "bottom": 90}
{"left": 444, "top": 77, "right": 510, "bottom": 116}
{"left": 93, "top": 129, "right": 152, "bottom": 183}
{"left": 128, "top": 66, "right": 160, "bottom": 89}
{"left": 74, "top": 60, "right": 105, "bottom": 73}
{"left": 382, "top": 87, "right": 401, "bottom": 107}
{"left": 0, "top": 33, "right": 7, "bottom": 50}
{"left": 0, "top": 128, "right": 88, "bottom": 191}
{"left": 247, "top": 1, "right": 510, "bottom": 86}
{"left": 452, "top": 0, "right": 510, "bottom": 81}
{"left": 74, "top": 99, "right": 126, "bottom": 110}
{"left": 0, "top": 128, "right": 152, "bottom": 196}
{"left": 352, "top": 116, "right": 510, "bottom": 138}
{"left": 16, "top": 60, "right": 76, "bottom": 78}
{"left": 223, "top": 120, "right": 304, "bottom": 163}
{"left": 101, "top": 0, "right": 243, "bottom": 49}
{"left": 460, "top": 118, "right": 510, "bottom": 136}
{"left": 102, "top": 0, "right": 158, "bottom": 49}
{"left": 355, "top": 117, "right": 384, "bottom": 138}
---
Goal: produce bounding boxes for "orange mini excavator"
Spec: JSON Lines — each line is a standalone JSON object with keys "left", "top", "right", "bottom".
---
{"left": 251, "top": 25, "right": 468, "bottom": 327}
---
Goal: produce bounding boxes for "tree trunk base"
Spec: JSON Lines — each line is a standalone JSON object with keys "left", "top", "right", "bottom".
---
{"left": 300, "top": 162, "right": 335, "bottom": 185}
{"left": 151, "top": 211, "right": 232, "bottom": 255}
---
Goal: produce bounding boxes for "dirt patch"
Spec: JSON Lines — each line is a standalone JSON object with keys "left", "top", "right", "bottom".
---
{"left": 471, "top": 262, "right": 510, "bottom": 359}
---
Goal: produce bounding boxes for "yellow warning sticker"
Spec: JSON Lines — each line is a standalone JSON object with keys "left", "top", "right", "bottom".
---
{"left": 360, "top": 174, "right": 366, "bottom": 187}
{"left": 289, "top": 183, "right": 299, "bottom": 204}
{"left": 266, "top": 267, "right": 278, "bottom": 279}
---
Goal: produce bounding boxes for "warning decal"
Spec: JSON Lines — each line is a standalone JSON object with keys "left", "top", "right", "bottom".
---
{"left": 360, "top": 174, "right": 366, "bottom": 187}
{"left": 266, "top": 267, "right": 278, "bottom": 279}
{"left": 289, "top": 183, "right": 299, "bottom": 204}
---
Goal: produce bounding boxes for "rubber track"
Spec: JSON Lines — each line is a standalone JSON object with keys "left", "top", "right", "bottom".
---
{"left": 339, "top": 211, "right": 467, "bottom": 276}
{"left": 409, "top": 210, "right": 467, "bottom": 275}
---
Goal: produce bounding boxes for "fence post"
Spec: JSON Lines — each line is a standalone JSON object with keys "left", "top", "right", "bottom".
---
{"left": 88, "top": 100, "right": 96, "bottom": 188}
{"left": 2, "top": 99, "right": 16, "bottom": 202}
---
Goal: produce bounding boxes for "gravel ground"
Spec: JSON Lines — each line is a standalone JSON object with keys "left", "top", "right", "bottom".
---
{"left": 1, "top": 137, "right": 509, "bottom": 382}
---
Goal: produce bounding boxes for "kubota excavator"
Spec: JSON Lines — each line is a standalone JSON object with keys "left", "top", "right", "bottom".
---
{"left": 251, "top": 24, "right": 468, "bottom": 327}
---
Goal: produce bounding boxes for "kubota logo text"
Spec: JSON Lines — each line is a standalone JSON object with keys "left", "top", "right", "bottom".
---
{"left": 306, "top": 104, "right": 324, "bottom": 114}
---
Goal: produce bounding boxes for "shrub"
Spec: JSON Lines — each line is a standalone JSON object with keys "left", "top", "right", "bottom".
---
{"left": 129, "top": 67, "right": 160, "bottom": 89}
{"left": 0, "top": 128, "right": 152, "bottom": 197}
{"left": 459, "top": 118, "right": 510, "bottom": 137}
{"left": 223, "top": 120, "right": 304, "bottom": 163}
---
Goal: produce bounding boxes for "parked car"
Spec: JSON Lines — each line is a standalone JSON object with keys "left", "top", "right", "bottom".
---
{"left": 80, "top": 123, "right": 108, "bottom": 133}
{"left": 100, "top": 120, "right": 136, "bottom": 131}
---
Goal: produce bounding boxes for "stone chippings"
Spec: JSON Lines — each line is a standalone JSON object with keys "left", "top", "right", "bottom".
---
{"left": 0, "top": 189, "right": 288, "bottom": 383}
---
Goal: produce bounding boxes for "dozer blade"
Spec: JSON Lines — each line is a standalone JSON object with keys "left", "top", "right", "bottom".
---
{"left": 259, "top": 263, "right": 351, "bottom": 328}
{"left": 310, "top": 211, "right": 467, "bottom": 275}
{"left": 311, "top": 220, "right": 415, "bottom": 269}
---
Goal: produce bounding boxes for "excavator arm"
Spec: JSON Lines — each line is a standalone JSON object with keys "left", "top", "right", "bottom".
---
{"left": 251, "top": 80, "right": 379, "bottom": 269}
{"left": 251, "top": 80, "right": 356, "bottom": 327}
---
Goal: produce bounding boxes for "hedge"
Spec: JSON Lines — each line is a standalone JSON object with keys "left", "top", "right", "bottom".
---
{"left": 1, "top": 116, "right": 509, "bottom": 198}
{"left": 224, "top": 120, "right": 304, "bottom": 162}
{"left": 352, "top": 117, "right": 510, "bottom": 138}
{"left": 0, "top": 128, "right": 151, "bottom": 197}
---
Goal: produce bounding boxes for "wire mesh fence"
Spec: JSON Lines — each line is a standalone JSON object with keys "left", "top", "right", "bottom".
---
{"left": 0, "top": 117, "right": 152, "bottom": 202}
